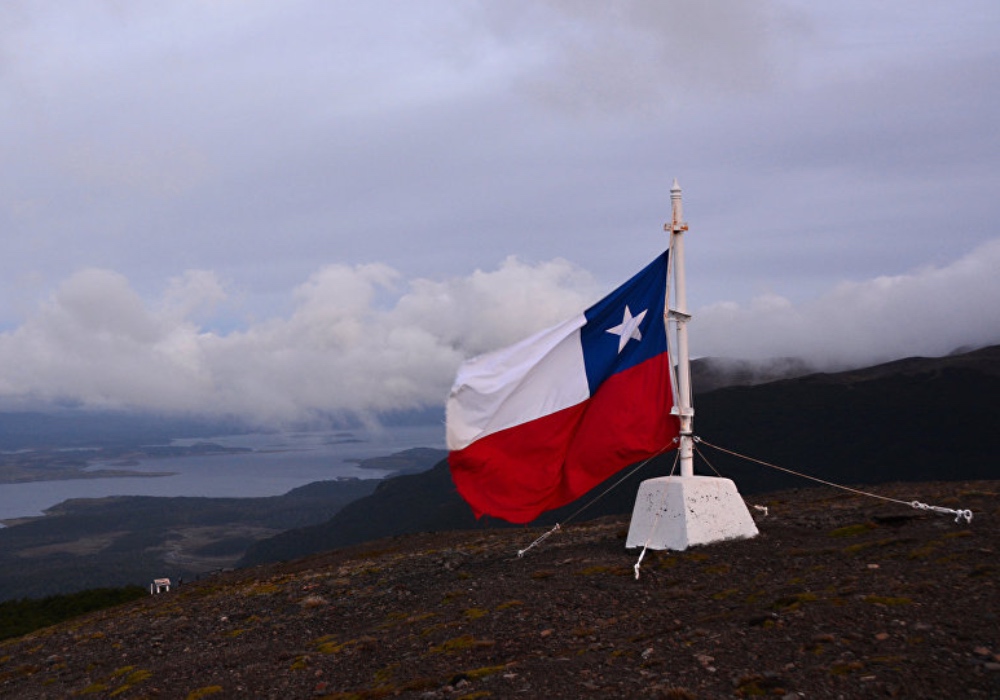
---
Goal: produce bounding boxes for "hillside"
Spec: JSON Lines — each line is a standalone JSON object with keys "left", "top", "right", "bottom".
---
{"left": 0, "top": 448, "right": 445, "bottom": 602}
{"left": 1, "top": 480, "right": 997, "bottom": 698}
{"left": 0, "top": 479, "right": 377, "bottom": 602}
{"left": 694, "top": 344, "right": 1000, "bottom": 493}
{"left": 242, "top": 345, "right": 1000, "bottom": 565}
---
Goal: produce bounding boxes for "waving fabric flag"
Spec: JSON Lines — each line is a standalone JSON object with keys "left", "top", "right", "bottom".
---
{"left": 446, "top": 251, "right": 680, "bottom": 523}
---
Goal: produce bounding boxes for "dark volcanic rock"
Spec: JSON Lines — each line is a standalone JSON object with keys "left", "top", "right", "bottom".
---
{"left": 1, "top": 480, "right": 997, "bottom": 699}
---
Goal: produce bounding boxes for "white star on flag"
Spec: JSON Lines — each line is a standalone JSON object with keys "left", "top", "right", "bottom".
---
{"left": 606, "top": 305, "right": 647, "bottom": 353}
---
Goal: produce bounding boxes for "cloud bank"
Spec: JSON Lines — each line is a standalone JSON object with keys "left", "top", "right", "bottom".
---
{"left": 695, "top": 238, "right": 1000, "bottom": 366}
{"left": 1, "top": 240, "right": 998, "bottom": 424}
{"left": 0, "top": 257, "right": 598, "bottom": 424}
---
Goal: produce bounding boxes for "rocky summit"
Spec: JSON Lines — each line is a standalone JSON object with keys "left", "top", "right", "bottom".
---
{"left": 1, "top": 480, "right": 997, "bottom": 699}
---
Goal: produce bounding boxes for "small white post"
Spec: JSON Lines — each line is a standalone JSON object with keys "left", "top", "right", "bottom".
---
{"left": 625, "top": 180, "right": 759, "bottom": 551}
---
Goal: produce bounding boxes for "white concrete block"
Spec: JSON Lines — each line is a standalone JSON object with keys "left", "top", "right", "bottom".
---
{"left": 626, "top": 475, "right": 759, "bottom": 550}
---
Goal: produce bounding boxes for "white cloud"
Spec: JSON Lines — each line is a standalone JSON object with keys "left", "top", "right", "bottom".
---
{"left": 0, "top": 257, "right": 598, "bottom": 424}
{"left": 1, "top": 241, "right": 997, "bottom": 423}
{"left": 695, "top": 238, "right": 1000, "bottom": 366}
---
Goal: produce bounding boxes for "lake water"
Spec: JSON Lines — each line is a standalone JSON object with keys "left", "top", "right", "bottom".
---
{"left": 0, "top": 424, "right": 444, "bottom": 522}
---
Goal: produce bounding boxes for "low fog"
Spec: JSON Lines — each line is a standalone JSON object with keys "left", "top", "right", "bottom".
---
{"left": 1, "top": 239, "right": 997, "bottom": 425}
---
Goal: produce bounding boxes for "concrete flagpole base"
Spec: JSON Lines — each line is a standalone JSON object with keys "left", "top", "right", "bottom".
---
{"left": 626, "top": 475, "right": 759, "bottom": 551}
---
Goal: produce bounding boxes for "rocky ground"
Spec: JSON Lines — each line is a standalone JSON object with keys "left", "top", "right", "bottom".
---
{"left": 1, "top": 480, "right": 997, "bottom": 699}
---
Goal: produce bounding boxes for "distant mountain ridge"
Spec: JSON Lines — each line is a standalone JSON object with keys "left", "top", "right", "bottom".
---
{"left": 241, "top": 344, "right": 1000, "bottom": 566}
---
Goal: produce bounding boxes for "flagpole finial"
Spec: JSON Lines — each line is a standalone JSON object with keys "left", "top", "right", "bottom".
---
{"left": 668, "top": 179, "right": 686, "bottom": 234}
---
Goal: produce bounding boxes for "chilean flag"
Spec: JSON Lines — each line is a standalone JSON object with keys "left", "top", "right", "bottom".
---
{"left": 446, "top": 251, "right": 680, "bottom": 523}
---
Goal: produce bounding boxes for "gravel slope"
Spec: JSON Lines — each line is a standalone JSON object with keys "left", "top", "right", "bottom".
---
{"left": 1, "top": 480, "right": 997, "bottom": 699}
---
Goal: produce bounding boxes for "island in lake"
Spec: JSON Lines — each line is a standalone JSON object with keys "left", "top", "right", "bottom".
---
{"left": 0, "top": 442, "right": 252, "bottom": 484}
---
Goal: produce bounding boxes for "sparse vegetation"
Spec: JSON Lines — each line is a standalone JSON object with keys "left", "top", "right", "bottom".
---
{"left": 711, "top": 588, "right": 740, "bottom": 601}
{"left": 0, "top": 586, "right": 146, "bottom": 641}
{"left": 842, "top": 537, "right": 900, "bottom": 554}
{"left": 829, "top": 523, "right": 874, "bottom": 538}
{"left": 863, "top": 595, "right": 912, "bottom": 606}
{"left": 429, "top": 635, "right": 494, "bottom": 655}
{"left": 771, "top": 592, "right": 819, "bottom": 610}
{"left": 79, "top": 682, "right": 109, "bottom": 694}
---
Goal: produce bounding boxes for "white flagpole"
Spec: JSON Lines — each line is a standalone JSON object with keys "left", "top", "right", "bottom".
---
{"left": 668, "top": 180, "right": 694, "bottom": 478}
{"left": 625, "top": 179, "right": 758, "bottom": 552}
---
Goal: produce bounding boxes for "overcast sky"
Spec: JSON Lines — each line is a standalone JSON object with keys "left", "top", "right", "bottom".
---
{"left": 1, "top": 1, "right": 998, "bottom": 424}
